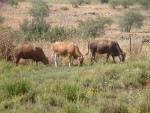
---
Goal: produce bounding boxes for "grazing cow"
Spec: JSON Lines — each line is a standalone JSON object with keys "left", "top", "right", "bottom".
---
{"left": 13, "top": 44, "right": 49, "bottom": 66}
{"left": 53, "top": 41, "right": 84, "bottom": 67}
{"left": 85, "top": 39, "right": 126, "bottom": 64}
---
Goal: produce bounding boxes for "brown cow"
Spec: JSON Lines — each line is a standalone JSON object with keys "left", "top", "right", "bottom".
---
{"left": 13, "top": 44, "right": 49, "bottom": 66}
{"left": 53, "top": 41, "right": 84, "bottom": 67}
{"left": 86, "top": 39, "right": 126, "bottom": 64}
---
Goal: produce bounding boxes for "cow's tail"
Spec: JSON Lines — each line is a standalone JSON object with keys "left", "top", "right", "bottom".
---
{"left": 85, "top": 41, "right": 90, "bottom": 56}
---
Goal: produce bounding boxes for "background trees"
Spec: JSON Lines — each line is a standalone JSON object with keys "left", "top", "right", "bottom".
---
{"left": 118, "top": 10, "right": 144, "bottom": 32}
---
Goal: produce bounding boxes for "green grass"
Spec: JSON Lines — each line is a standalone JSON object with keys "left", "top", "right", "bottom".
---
{"left": 0, "top": 58, "right": 150, "bottom": 113}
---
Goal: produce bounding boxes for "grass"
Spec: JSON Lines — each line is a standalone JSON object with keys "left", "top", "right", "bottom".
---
{"left": 0, "top": 57, "right": 149, "bottom": 113}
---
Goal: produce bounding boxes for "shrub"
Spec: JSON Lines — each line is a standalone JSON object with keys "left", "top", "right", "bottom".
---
{"left": 48, "top": 26, "right": 77, "bottom": 42}
{"left": 70, "top": 0, "right": 78, "bottom": 8}
{"left": 109, "top": 0, "right": 120, "bottom": 8}
{"left": 138, "top": 0, "right": 150, "bottom": 10}
{"left": 64, "top": 103, "right": 79, "bottom": 113}
{"left": 20, "top": 18, "right": 51, "bottom": 41}
{"left": 63, "top": 84, "right": 78, "bottom": 102}
{"left": 60, "top": 6, "right": 69, "bottom": 11}
{"left": 0, "top": 28, "right": 22, "bottom": 61}
{"left": 96, "top": 97, "right": 129, "bottom": 113}
{"left": 77, "top": 16, "right": 112, "bottom": 38}
{"left": 6, "top": 80, "right": 29, "bottom": 96}
{"left": 29, "top": 0, "right": 49, "bottom": 18}
{"left": 100, "top": 0, "right": 109, "bottom": 4}
{"left": 119, "top": 0, "right": 134, "bottom": 8}
{"left": 118, "top": 10, "right": 144, "bottom": 32}
{"left": 0, "top": 15, "right": 4, "bottom": 24}
{"left": 5, "top": 0, "right": 24, "bottom": 6}
{"left": 70, "top": 0, "right": 91, "bottom": 8}
{"left": 134, "top": 89, "right": 150, "bottom": 112}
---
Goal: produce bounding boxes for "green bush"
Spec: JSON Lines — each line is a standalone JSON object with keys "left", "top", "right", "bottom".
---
{"left": 20, "top": 18, "right": 51, "bottom": 41}
{"left": 6, "top": 80, "right": 29, "bottom": 96}
{"left": 70, "top": 0, "right": 91, "bottom": 8}
{"left": 63, "top": 84, "right": 78, "bottom": 102}
{"left": 5, "top": 0, "right": 24, "bottom": 6}
{"left": 29, "top": 0, "right": 49, "bottom": 18}
{"left": 119, "top": 10, "right": 144, "bottom": 32}
{"left": 119, "top": 0, "right": 134, "bottom": 8}
{"left": 77, "top": 16, "right": 112, "bottom": 38}
{"left": 60, "top": 6, "right": 69, "bottom": 11}
{"left": 70, "top": 0, "right": 78, "bottom": 8}
{"left": 109, "top": 0, "right": 120, "bottom": 9}
{"left": 64, "top": 103, "right": 79, "bottom": 113}
{"left": 0, "top": 15, "right": 4, "bottom": 24}
{"left": 138, "top": 0, "right": 150, "bottom": 10}
{"left": 100, "top": 0, "right": 109, "bottom": 4}
{"left": 134, "top": 89, "right": 150, "bottom": 112}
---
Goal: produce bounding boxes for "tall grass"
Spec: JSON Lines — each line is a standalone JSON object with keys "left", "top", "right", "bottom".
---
{"left": 0, "top": 54, "right": 150, "bottom": 112}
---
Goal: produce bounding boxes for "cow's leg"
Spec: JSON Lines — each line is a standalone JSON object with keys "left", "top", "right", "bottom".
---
{"left": 35, "top": 61, "right": 38, "bottom": 66}
{"left": 90, "top": 52, "right": 96, "bottom": 65}
{"left": 15, "top": 57, "right": 20, "bottom": 66}
{"left": 54, "top": 53, "right": 59, "bottom": 67}
{"left": 68, "top": 55, "right": 72, "bottom": 67}
{"left": 106, "top": 53, "right": 110, "bottom": 62}
{"left": 118, "top": 55, "right": 122, "bottom": 62}
{"left": 112, "top": 55, "right": 116, "bottom": 63}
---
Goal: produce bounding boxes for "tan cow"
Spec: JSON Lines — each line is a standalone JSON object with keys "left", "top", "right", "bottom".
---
{"left": 86, "top": 39, "right": 126, "bottom": 64}
{"left": 53, "top": 41, "right": 84, "bottom": 67}
{"left": 13, "top": 44, "right": 49, "bottom": 66}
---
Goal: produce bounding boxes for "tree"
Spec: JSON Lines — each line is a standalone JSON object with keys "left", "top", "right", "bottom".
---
{"left": 4, "top": 0, "right": 24, "bottom": 6}
{"left": 77, "top": 16, "right": 112, "bottom": 38}
{"left": 20, "top": 0, "right": 50, "bottom": 41}
{"left": 138, "top": 0, "right": 150, "bottom": 10}
{"left": 119, "top": 10, "right": 144, "bottom": 32}
{"left": 29, "top": 0, "right": 49, "bottom": 18}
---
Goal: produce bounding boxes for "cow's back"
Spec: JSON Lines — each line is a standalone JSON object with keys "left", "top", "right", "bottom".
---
{"left": 14, "top": 44, "right": 34, "bottom": 59}
{"left": 53, "top": 41, "right": 75, "bottom": 56}
{"left": 89, "top": 39, "right": 112, "bottom": 54}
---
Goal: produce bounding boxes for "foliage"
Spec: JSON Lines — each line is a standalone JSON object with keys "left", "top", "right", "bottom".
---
{"left": 138, "top": 0, "right": 150, "bottom": 10}
{"left": 77, "top": 16, "right": 112, "bottom": 38}
{"left": 70, "top": 0, "right": 91, "bottom": 8}
{"left": 109, "top": 0, "right": 135, "bottom": 9}
{"left": 0, "top": 27, "right": 25, "bottom": 61}
{"left": 70, "top": 0, "right": 79, "bottom": 8}
{"left": 5, "top": 80, "right": 29, "bottom": 96}
{"left": 20, "top": 18, "right": 51, "bottom": 41}
{"left": 60, "top": 6, "right": 69, "bottom": 11}
{"left": 5, "top": 0, "right": 24, "bottom": 6}
{"left": 100, "top": 0, "right": 109, "bottom": 4}
{"left": 0, "top": 56, "right": 150, "bottom": 112}
{"left": 29, "top": 0, "right": 49, "bottom": 18}
{"left": 64, "top": 103, "right": 79, "bottom": 113}
{"left": 0, "top": 15, "right": 4, "bottom": 24}
{"left": 109, "top": 0, "right": 120, "bottom": 9}
{"left": 119, "top": 0, "right": 134, "bottom": 8}
{"left": 118, "top": 10, "right": 144, "bottom": 32}
{"left": 63, "top": 84, "right": 78, "bottom": 102}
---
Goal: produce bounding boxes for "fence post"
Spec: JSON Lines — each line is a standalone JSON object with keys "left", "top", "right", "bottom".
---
{"left": 129, "top": 34, "right": 132, "bottom": 55}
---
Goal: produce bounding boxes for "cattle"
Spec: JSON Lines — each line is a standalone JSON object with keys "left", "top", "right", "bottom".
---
{"left": 53, "top": 41, "right": 84, "bottom": 67}
{"left": 85, "top": 39, "right": 126, "bottom": 64}
{"left": 13, "top": 44, "right": 49, "bottom": 66}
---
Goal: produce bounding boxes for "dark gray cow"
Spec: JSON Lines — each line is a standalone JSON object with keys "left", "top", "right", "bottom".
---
{"left": 86, "top": 39, "right": 126, "bottom": 64}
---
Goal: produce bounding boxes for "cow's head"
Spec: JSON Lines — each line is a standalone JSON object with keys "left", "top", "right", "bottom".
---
{"left": 43, "top": 57, "right": 49, "bottom": 65}
{"left": 78, "top": 56, "right": 84, "bottom": 66}
{"left": 120, "top": 52, "right": 126, "bottom": 62}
